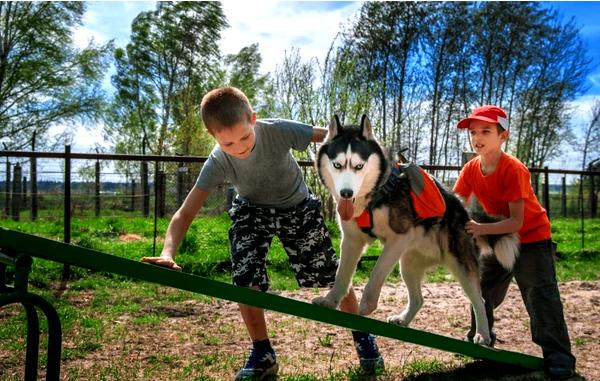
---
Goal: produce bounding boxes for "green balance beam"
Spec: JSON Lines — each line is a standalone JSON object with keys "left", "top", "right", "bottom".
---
{"left": 0, "top": 228, "right": 543, "bottom": 370}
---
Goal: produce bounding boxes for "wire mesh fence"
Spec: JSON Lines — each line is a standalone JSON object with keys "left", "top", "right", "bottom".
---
{"left": 1, "top": 149, "right": 598, "bottom": 251}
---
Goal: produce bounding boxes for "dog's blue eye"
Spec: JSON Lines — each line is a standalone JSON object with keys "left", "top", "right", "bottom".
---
{"left": 333, "top": 162, "right": 342, "bottom": 169}
{"left": 355, "top": 164, "right": 364, "bottom": 170}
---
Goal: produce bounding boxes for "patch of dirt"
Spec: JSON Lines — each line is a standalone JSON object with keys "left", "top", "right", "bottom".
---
{"left": 2, "top": 280, "right": 597, "bottom": 380}
{"left": 118, "top": 233, "right": 142, "bottom": 242}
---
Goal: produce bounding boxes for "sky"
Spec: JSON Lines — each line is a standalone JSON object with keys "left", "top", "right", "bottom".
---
{"left": 66, "top": 1, "right": 600, "bottom": 169}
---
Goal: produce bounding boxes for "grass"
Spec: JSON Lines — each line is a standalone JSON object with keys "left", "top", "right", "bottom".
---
{"left": 0, "top": 214, "right": 598, "bottom": 380}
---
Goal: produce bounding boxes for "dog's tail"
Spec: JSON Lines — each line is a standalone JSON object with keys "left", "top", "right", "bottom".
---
{"left": 475, "top": 233, "right": 520, "bottom": 271}
{"left": 470, "top": 210, "right": 520, "bottom": 271}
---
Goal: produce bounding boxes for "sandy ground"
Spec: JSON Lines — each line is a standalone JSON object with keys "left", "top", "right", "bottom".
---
{"left": 1, "top": 280, "right": 598, "bottom": 380}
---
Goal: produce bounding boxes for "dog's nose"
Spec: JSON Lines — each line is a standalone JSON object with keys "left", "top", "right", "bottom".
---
{"left": 340, "top": 189, "right": 353, "bottom": 199}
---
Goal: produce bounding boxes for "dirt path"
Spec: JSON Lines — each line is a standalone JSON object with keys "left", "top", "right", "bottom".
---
{"left": 3, "top": 280, "right": 597, "bottom": 380}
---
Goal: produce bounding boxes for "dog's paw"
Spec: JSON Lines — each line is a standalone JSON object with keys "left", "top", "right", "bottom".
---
{"left": 387, "top": 314, "right": 411, "bottom": 327}
{"left": 312, "top": 296, "right": 338, "bottom": 309}
{"left": 358, "top": 299, "right": 378, "bottom": 316}
{"left": 473, "top": 333, "right": 491, "bottom": 346}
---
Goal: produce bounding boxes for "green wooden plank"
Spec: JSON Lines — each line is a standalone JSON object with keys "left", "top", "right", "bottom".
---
{"left": 0, "top": 228, "right": 543, "bottom": 370}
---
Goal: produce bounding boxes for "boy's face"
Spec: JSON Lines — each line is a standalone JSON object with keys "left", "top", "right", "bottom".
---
{"left": 468, "top": 120, "right": 508, "bottom": 156}
{"left": 210, "top": 112, "right": 257, "bottom": 159}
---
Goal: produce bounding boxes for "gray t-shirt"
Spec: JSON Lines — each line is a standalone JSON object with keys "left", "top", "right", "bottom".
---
{"left": 195, "top": 119, "right": 313, "bottom": 208}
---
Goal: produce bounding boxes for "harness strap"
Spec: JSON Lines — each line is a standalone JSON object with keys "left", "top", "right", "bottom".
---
{"left": 355, "top": 208, "right": 376, "bottom": 238}
{"left": 354, "top": 163, "right": 446, "bottom": 236}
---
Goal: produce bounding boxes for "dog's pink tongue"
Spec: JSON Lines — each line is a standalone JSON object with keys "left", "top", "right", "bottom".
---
{"left": 337, "top": 199, "right": 354, "bottom": 221}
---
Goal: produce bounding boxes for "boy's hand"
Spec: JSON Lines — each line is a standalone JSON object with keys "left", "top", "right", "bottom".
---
{"left": 465, "top": 219, "right": 486, "bottom": 237}
{"left": 141, "top": 255, "right": 182, "bottom": 271}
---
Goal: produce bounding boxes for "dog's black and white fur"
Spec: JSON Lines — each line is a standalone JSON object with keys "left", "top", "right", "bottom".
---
{"left": 312, "top": 115, "right": 519, "bottom": 345}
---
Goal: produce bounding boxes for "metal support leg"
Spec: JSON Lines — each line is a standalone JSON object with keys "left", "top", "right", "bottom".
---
{"left": 0, "top": 293, "right": 62, "bottom": 381}
{"left": 24, "top": 303, "right": 40, "bottom": 381}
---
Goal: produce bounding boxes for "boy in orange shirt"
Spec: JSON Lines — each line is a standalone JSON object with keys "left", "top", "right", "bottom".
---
{"left": 453, "top": 105, "right": 576, "bottom": 380}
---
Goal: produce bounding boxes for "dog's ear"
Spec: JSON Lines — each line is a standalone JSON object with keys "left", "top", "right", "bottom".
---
{"left": 326, "top": 114, "right": 342, "bottom": 141}
{"left": 360, "top": 114, "right": 374, "bottom": 140}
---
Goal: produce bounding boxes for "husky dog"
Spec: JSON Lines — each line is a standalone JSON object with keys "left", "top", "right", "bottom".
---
{"left": 312, "top": 115, "right": 519, "bottom": 345}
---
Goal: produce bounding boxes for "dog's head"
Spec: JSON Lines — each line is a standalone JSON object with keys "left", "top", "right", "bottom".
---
{"left": 316, "top": 114, "right": 388, "bottom": 221}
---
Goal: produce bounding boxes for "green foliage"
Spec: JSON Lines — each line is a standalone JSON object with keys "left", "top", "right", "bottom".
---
{"left": 109, "top": 2, "right": 228, "bottom": 156}
{"left": 0, "top": 2, "right": 113, "bottom": 150}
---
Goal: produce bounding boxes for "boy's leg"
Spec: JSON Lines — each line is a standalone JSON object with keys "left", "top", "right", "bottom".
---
{"left": 229, "top": 201, "right": 278, "bottom": 380}
{"left": 466, "top": 254, "right": 513, "bottom": 345}
{"left": 277, "top": 195, "right": 383, "bottom": 374}
{"left": 513, "top": 240, "right": 575, "bottom": 378}
{"left": 239, "top": 297, "right": 268, "bottom": 341}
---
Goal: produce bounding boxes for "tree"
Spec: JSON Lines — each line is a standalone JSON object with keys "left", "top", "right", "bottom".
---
{"left": 119, "top": 1, "right": 228, "bottom": 155}
{"left": 224, "top": 43, "right": 269, "bottom": 110}
{"left": 0, "top": 2, "right": 113, "bottom": 150}
{"left": 581, "top": 99, "right": 600, "bottom": 171}
{"left": 343, "top": 2, "right": 426, "bottom": 147}
{"left": 106, "top": 46, "right": 158, "bottom": 156}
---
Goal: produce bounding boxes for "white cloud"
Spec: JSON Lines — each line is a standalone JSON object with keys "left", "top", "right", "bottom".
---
{"left": 72, "top": 25, "right": 107, "bottom": 49}
{"left": 220, "top": 1, "right": 362, "bottom": 74}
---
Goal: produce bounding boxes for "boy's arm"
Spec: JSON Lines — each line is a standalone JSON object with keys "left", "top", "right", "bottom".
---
{"left": 141, "top": 186, "right": 209, "bottom": 270}
{"left": 465, "top": 199, "right": 524, "bottom": 237}
{"left": 311, "top": 126, "right": 328, "bottom": 143}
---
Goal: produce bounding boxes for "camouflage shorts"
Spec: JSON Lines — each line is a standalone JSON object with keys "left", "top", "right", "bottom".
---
{"left": 228, "top": 194, "right": 339, "bottom": 291}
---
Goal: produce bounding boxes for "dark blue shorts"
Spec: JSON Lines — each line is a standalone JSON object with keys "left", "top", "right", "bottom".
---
{"left": 228, "top": 194, "right": 338, "bottom": 291}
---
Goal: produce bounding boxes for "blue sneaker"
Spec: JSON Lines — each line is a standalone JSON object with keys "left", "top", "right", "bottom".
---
{"left": 354, "top": 333, "right": 385, "bottom": 375}
{"left": 235, "top": 347, "right": 278, "bottom": 381}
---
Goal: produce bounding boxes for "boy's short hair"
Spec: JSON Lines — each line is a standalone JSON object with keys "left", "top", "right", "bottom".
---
{"left": 457, "top": 105, "right": 509, "bottom": 133}
{"left": 201, "top": 87, "right": 253, "bottom": 133}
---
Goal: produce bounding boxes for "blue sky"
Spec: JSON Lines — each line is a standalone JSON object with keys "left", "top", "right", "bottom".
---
{"left": 546, "top": 1, "right": 600, "bottom": 97}
{"left": 70, "top": 1, "right": 600, "bottom": 165}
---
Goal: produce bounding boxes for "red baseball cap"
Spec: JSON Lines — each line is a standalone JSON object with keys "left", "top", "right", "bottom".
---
{"left": 457, "top": 105, "right": 509, "bottom": 130}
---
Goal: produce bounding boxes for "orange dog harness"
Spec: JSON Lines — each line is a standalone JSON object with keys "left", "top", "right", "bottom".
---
{"left": 355, "top": 163, "right": 446, "bottom": 235}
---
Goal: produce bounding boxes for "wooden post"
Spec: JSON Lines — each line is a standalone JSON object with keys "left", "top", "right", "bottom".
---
{"left": 461, "top": 152, "right": 482, "bottom": 212}
{"left": 158, "top": 171, "right": 166, "bottom": 218}
{"left": 543, "top": 166, "right": 550, "bottom": 219}
{"left": 130, "top": 179, "right": 136, "bottom": 211}
{"left": 142, "top": 161, "right": 149, "bottom": 217}
{"left": 31, "top": 156, "right": 37, "bottom": 221}
{"left": 11, "top": 163, "right": 21, "bottom": 221}
{"left": 177, "top": 163, "right": 187, "bottom": 207}
{"left": 21, "top": 176, "right": 27, "bottom": 210}
{"left": 561, "top": 176, "right": 567, "bottom": 217}
{"left": 64, "top": 145, "right": 71, "bottom": 243}
{"left": 226, "top": 186, "right": 235, "bottom": 210}
{"left": 95, "top": 160, "right": 100, "bottom": 217}
{"left": 589, "top": 174, "right": 597, "bottom": 218}
{"left": 4, "top": 159, "right": 10, "bottom": 218}
{"left": 31, "top": 130, "right": 38, "bottom": 221}
{"left": 62, "top": 145, "right": 72, "bottom": 282}
{"left": 533, "top": 173, "right": 539, "bottom": 200}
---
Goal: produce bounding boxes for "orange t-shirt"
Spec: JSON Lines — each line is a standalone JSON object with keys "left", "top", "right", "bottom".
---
{"left": 453, "top": 152, "right": 551, "bottom": 244}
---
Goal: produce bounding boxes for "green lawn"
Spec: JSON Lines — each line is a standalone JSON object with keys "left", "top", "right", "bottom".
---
{"left": 0, "top": 214, "right": 598, "bottom": 380}
{"left": 1, "top": 214, "right": 598, "bottom": 287}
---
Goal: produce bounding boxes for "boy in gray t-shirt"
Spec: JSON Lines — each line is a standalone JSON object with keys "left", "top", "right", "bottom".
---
{"left": 142, "top": 87, "right": 384, "bottom": 380}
